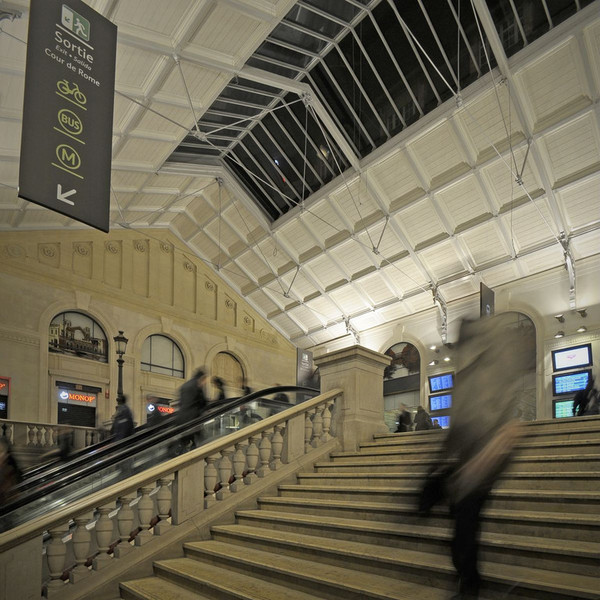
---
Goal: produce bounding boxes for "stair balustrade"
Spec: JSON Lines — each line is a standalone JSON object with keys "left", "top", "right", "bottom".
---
{"left": 0, "top": 389, "right": 342, "bottom": 600}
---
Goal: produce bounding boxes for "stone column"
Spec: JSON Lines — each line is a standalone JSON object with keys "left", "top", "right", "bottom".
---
{"left": 314, "top": 345, "right": 390, "bottom": 452}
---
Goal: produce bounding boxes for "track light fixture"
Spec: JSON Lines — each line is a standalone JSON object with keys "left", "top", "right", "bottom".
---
{"left": 428, "top": 359, "right": 439, "bottom": 366}
{"left": 443, "top": 356, "right": 451, "bottom": 362}
{"left": 577, "top": 326, "right": 587, "bottom": 333}
{"left": 554, "top": 314, "right": 565, "bottom": 323}
{"left": 577, "top": 309, "right": 587, "bottom": 318}
{"left": 554, "top": 331, "right": 565, "bottom": 339}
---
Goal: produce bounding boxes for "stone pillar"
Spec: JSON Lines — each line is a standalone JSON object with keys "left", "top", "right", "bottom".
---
{"left": 314, "top": 345, "right": 390, "bottom": 452}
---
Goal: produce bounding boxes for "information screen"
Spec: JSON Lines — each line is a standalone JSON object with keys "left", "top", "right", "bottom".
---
{"left": 552, "top": 344, "right": 592, "bottom": 372}
{"left": 553, "top": 399, "right": 574, "bottom": 419}
{"left": 429, "top": 394, "right": 452, "bottom": 412}
{"left": 552, "top": 370, "right": 591, "bottom": 396}
{"left": 428, "top": 372, "right": 454, "bottom": 393}
{"left": 432, "top": 415, "right": 450, "bottom": 428}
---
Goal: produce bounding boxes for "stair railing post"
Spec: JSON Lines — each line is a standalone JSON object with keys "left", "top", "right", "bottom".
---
{"left": 92, "top": 502, "right": 115, "bottom": 570}
{"left": 69, "top": 512, "right": 93, "bottom": 583}
{"left": 257, "top": 428, "right": 273, "bottom": 477}
{"left": 216, "top": 447, "right": 233, "bottom": 500}
{"left": 230, "top": 440, "right": 247, "bottom": 492}
{"left": 134, "top": 487, "right": 154, "bottom": 546}
{"left": 154, "top": 477, "right": 173, "bottom": 535}
{"left": 45, "top": 524, "right": 69, "bottom": 597}
{"left": 114, "top": 495, "right": 136, "bottom": 558}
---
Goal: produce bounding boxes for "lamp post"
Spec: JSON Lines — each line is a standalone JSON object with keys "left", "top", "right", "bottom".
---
{"left": 113, "top": 330, "right": 128, "bottom": 402}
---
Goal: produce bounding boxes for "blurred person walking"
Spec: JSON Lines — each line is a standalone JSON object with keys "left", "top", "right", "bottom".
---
{"left": 176, "top": 368, "right": 209, "bottom": 450}
{"left": 0, "top": 438, "right": 22, "bottom": 506}
{"left": 395, "top": 404, "right": 413, "bottom": 432}
{"left": 414, "top": 405, "right": 433, "bottom": 430}
{"left": 419, "top": 314, "right": 535, "bottom": 599}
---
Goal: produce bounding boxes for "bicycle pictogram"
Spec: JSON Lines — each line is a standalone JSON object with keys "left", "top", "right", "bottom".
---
{"left": 56, "top": 80, "right": 87, "bottom": 106}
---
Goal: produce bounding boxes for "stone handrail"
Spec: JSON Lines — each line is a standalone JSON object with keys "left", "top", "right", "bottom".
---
{"left": 0, "top": 388, "right": 342, "bottom": 600}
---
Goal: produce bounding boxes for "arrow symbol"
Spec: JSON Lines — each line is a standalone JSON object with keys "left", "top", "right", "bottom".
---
{"left": 57, "top": 184, "right": 77, "bottom": 205}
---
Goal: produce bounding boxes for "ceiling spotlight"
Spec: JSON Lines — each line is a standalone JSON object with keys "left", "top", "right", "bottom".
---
{"left": 429, "top": 344, "right": 437, "bottom": 350}
{"left": 577, "top": 326, "right": 587, "bottom": 333}
{"left": 554, "top": 314, "right": 565, "bottom": 323}
{"left": 577, "top": 309, "right": 587, "bottom": 318}
{"left": 554, "top": 330, "right": 565, "bottom": 338}
{"left": 428, "top": 359, "right": 439, "bottom": 366}
{"left": 443, "top": 356, "right": 451, "bottom": 362}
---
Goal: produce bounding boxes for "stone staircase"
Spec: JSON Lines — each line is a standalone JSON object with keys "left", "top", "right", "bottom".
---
{"left": 119, "top": 415, "right": 600, "bottom": 600}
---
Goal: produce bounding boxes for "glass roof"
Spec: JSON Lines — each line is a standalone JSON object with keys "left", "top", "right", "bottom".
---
{"left": 167, "top": 0, "right": 591, "bottom": 222}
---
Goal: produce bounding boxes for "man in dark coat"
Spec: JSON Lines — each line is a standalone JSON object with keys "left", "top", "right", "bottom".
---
{"left": 111, "top": 395, "right": 134, "bottom": 441}
{"left": 177, "top": 369, "right": 209, "bottom": 448}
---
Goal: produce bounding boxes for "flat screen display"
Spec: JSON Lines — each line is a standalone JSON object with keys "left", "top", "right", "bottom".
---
{"left": 552, "top": 344, "right": 592, "bottom": 372}
{"left": 553, "top": 399, "right": 574, "bottom": 419}
{"left": 552, "top": 369, "right": 591, "bottom": 396}
{"left": 429, "top": 394, "right": 452, "bottom": 412}
{"left": 428, "top": 372, "right": 454, "bottom": 393}
{"left": 432, "top": 415, "right": 450, "bottom": 428}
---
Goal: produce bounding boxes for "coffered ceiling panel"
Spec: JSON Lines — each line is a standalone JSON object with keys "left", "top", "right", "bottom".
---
{"left": 393, "top": 199, "right": 447, "bottom": 248}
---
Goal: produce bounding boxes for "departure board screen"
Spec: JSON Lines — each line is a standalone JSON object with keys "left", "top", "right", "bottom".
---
{"left": 552, "top": 370, "right": 591, "bottom": 396}
{"left": 428, "top": 372, "right": 454, "bottom": 393}
{"left": 429, "top": 394, "right": 452, "bottom": 412}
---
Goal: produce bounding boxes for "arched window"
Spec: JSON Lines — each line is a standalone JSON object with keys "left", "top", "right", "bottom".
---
{"left": 49, "top": 311, "right": 108, "bottom": 362}
{"left": 141, "top": 335, "right": 185, "bottom": 378}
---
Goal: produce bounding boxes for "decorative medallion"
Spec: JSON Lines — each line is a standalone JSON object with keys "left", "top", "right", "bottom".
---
{"left": 134, "top": 240, "right": 147, "bottom": 253}
{"left": 225, "top": 299, "right": 234, "bottom": 309}
{"left": 243, "top": 316, "right": 252, "bottom": 325}
{"left": 183, "top": 261, "right": 194, "bottom": 272}
{"left": 40, "top": 245, "right": 56, "bottom": 258}
{"left": 105, "top": 242, "right": 119, "bottom": 254}
{"left": 160, "top": 242, "right": 171, "bottom": 254}
{"left": 205, "top": 281, "right": 215, "bottom": 292}
{"left": 5, "top": 245, "right": 25, "bottom": 258}
{"left": 74, "top": 243, "right": 90, "bottom": 256}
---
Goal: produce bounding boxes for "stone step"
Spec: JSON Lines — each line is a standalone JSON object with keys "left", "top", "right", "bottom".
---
{"left": 121, "top": 559, "right": 323, "bottom": 600}
{"left": 296, "top": 471, "right": 600, "bottom": 491}
{"left": 179, "top": 539, "right": 453, "bottom": 600}
{"left": 251, "top": 497, "right": 600, "bottom": 542}
{"left": 211, "top": 517, "right": 599, "bottom": 599}
{"left": 315, "top": 454, "right": 600, "bottom": 474}
{"left": 211, "top": 520, "right": 600, "bottom": 579}
{"left": 330, "top": 438, "right": 600, "bottom": 462}
{"left": 279, "top": 482, "right": 600, "bottom": 515}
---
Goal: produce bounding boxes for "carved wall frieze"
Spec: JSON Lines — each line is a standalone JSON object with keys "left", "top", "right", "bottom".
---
{"left": 260, "top": 329, "right": 278, "bottom": 346}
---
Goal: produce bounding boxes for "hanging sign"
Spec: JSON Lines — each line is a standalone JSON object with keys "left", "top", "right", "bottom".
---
{"left": 18, "top": 0, "right": 117, "bottom": 232}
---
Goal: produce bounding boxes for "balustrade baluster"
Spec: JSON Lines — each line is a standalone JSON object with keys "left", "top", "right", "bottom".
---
{"left": 257, "top": 428, "right": 273, "bottom": 477}
{"left": 154, "top": 478, "right": 172, "bottom": 534}
{"left": 311, "top": 406, "right": 324, "bottom": 448}
{"left": 27, "top": 425, "right": 36, "bottom": 446}
{"left": 270, "top": 424, "right": 285, "bottom": 470}
{"left": 114, "top": 495, "right": 136, "bottom": 557}
{"left": 69, "top": 512, "right": 93, "bottom": 583}
{"left": 304, "top": 410, "right": 315, "bottom": 453}
{"left": 244, "top": 435, "right": 260, "bottom": 484}
{"left": 93, "top": 503, "right": 115, "bottom": 570}
{"left": 216, "top": 448, "right": 233, "bottom": 500}
{"left": 46, "top": 524, "right": 69, "bottom": 597}
{"left": 135, "top": 487, "right": 155, "bottom": 546}
{"left": 230, "top": 440, "right": 247, "bottom": 492}
{"left": 204, "top": 454, "right": 220, "bottom": 508}
{"left": 321, "top": 401, "right": 334, "bottom": 442}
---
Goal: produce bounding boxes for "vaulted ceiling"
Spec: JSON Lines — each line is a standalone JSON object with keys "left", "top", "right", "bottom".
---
{"left": 1, "top": 0, "right": 599, "bottom": 349}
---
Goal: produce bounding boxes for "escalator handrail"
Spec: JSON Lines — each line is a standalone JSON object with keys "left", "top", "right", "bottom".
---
{"left": 0, "top": 386, "right": 318, "bottom": 517}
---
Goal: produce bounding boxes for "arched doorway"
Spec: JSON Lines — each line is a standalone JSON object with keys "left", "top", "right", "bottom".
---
{"left": 211, "top": 351, "right": 244, "bottom": 393}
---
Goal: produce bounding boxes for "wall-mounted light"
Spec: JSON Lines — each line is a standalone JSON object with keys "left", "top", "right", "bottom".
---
{"left": 443, "top": 356, "right": 451, "bottom": 362}
{"left": 554, "top": 314, "right": 565, "bottom": 323}
{"left": 554, "top": 330, "right": 565, "bottom": 338}
{"left": 577, "top": 309, "right": 587, "bottom": 318}
{"left": 428, "top": 359, "right": 439, "bottom": 366}
{"left": 429, "top": 344, "right": 437, "bottom": 351}
{"left": 577, "top": 326, "right": 587, "bottom": 333}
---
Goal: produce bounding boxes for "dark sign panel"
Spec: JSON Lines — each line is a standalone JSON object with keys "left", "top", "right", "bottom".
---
{"left": 19, "top": 0, "right": 117, "bottom": 232}
{"left": 480, "top": 282, "right": 495, "bottom": 317}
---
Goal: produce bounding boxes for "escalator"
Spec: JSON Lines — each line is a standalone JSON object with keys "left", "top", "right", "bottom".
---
{"left": 0, "top": 386, "right": 317, "bottom": 533}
